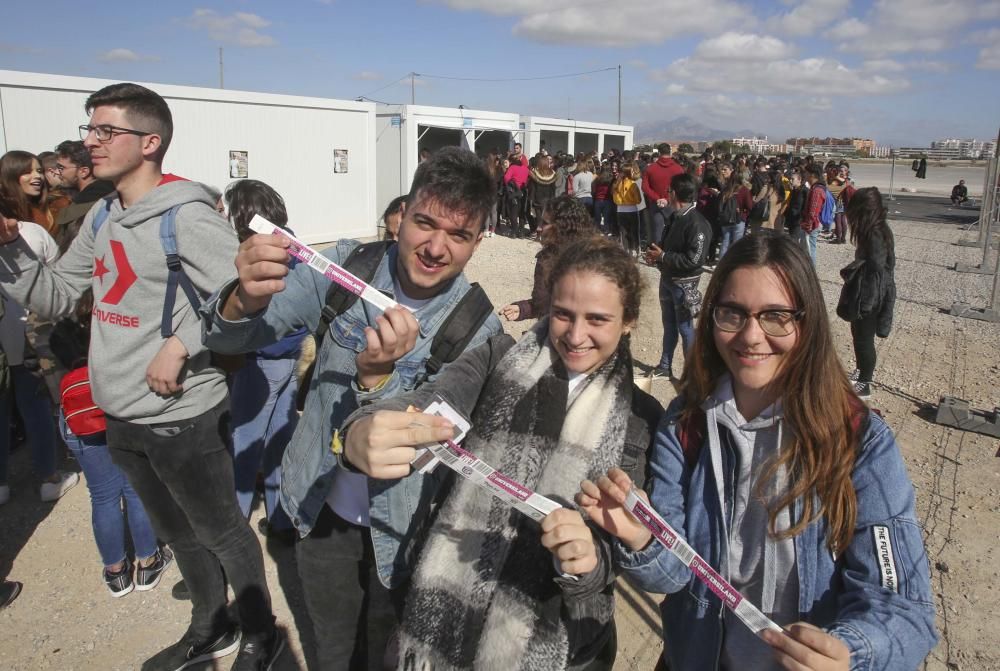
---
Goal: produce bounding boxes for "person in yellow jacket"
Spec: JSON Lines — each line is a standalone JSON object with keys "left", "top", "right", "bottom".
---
{"left": 612, "top": 161, "right": 643, "bottom": 257}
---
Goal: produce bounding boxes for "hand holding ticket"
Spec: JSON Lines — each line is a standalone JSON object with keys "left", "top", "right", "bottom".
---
{"left": 248, "top": 215, "right": 400, "bottom": 313}
{"left": 579, "top": 469, "right": 782, "bottom": 637}
{"left": 344, "top": 409, "right": 455, "bottom": 480}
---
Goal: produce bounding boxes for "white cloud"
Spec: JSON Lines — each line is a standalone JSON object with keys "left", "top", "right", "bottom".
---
{"left": 665, "top": 83, "right": 686, "bottom": 95}
{"left": 909, "top": 59, "right": 952, "bottom": 73}
{"left": 98, "top": 48, "right": 159, "bottom": 63}
{"left": 653, "top": 39, "right": 910, "bottom": 97}
{"left": 769, "top": 0, "right": 850, "bottom": 37}
{"left": 827, "top": 17, "right": 869, "bottom": 41}
{"left": 838, "top": 0, "right": 995, "bottom": 55}
{"left": 352, "top": 71, "right": 382, "bottom": 81}
{"left": 861, "top": 59, "right": 905, "bottom": 72}
{"left": 185, "top": 9, "right": 277, "bottom": 47}
{"left": 975, "top": 32, "right": 1000, "bottom": 69}
{"left": 693, "top": 33, "right": 796, "bottom": 61}
{"left": 435, "top": 0, "right": 754, "bottom": 46}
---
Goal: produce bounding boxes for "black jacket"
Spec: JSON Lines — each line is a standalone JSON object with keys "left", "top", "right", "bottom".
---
{"left": 837, "top": 229, "right": 896, "bottom": 337}
{"left": 783, "top": 185, "right": 807, "bottom": 232}
{"left": 658, "top": 204, "right": 712, "bottom": 279}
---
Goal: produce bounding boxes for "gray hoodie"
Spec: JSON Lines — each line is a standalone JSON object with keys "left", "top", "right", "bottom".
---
{"left": 0, "top": 180, "right": 238, "bottom": 423}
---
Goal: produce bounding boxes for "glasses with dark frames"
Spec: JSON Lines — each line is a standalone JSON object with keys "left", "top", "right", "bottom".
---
{"left": 79, "top": 124, "right": 153, "bottom": 143}
{"left": 711, "top": 303, "right": 804, "bottom": 337}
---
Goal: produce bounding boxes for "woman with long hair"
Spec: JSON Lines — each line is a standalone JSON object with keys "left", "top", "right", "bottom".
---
{"left": 592, "top": 163, "right": 617, "bottom": 235}
{"left": 612, "top": 160, "right": 643, "bottom": 257}
{"left": 527, "top": 153, "right": 558, "bottom": 236}
{"left": 572, "top": 158, "right": 596, "bottom": 216}
{"left": 484, "top": 150, "right": 503, "bottom": 238}
{"left": 0, "top": 150, "right": 56, "bottom": 234}
{"left": 838, "top": 187, "right": 895, "bottom": 401}
{"left": 580, "top": 233, "right": 935, "bottom": 670}
{"left": 716, "top": 161, "right": 752, "bottom": 257}
{"left": 343, "top": 237, "right": 662, "bottom": 670}
{"left": 500, "top": 195, "right": 599, "bottom": 322}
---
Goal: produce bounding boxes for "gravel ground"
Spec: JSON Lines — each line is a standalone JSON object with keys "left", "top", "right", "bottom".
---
{"left": 0, "top": 212, "right": 998, "bottom": 670}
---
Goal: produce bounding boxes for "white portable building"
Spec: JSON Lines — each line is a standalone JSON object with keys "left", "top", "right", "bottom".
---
{"left": 376, "top": 104, "right": 520, "bottom": 215}
{"left": 0, "top": 69, "right": 376, "bottom": 243}
{"left": 519, "top": 116, "right": 633, "bottom": 159}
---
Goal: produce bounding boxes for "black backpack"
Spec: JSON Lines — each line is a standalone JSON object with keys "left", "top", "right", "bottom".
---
{"left": 717, "top": 194, "right": 741, "bottom": 227}
{"left": 295, "top": 241, "right": 494, "bottom": 410}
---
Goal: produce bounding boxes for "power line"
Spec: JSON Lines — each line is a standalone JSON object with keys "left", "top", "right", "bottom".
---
{"left": 359, "top": 72, "right": 412, "bottom": 99}
{"left": 413, "top": 66, "right": 617, "bottom": 83}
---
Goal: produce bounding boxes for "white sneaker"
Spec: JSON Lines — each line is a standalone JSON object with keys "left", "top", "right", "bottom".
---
{"left": 0, "top": 484, "right": 9, "bottom": 505}
{"left": 40, "top": 472, "right": 79, "bottom": 502}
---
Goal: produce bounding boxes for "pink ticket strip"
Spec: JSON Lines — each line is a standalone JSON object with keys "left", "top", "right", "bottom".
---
{"left": 420, "top": 400, "right": 561, "bottom": 523}
{"left": 624, "top": 488, "right": 782, "bottom": 636}
{"left": 249, "top": 215, "right": 399, "bottom": 313}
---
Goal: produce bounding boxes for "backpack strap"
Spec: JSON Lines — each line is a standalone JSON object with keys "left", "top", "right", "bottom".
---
{"left": 296, "top": 240, "right": 393, "bottom": 410}
{"left": 157, "top": 205, "right": 201, "bottom": 338}
{"left": 89, "top": 196, "right": 115, "bottom": 236}
{"left": 414, "top": 283, "right": 494, "bottom": 387}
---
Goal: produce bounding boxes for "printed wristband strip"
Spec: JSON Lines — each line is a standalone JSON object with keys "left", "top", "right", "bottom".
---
{"left": 624, "top": 488, "right": 782, "bottom": 636}
{"left": 419, "top": 400, "right": 561, "bottom": 523}
{"left": 249, "top": 215, "right": 398, "bottom": 313}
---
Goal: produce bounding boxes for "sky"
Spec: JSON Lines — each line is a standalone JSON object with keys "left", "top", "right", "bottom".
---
{"left": 1, "top": 0, "right": 998, "bottom": 146}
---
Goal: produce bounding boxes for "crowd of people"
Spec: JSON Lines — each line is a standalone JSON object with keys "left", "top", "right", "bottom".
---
{"left": 0, "top": 81, "right": 936, "bottom": 671}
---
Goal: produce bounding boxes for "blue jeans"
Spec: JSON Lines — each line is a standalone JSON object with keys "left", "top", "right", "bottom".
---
{"left": 58, "top": 412, "right": 158, "bottom": 567}
{"left": 659, "top": 277, "right": 696, "bottom": 370}
{"left": 230, "top": 357, "right": 297, "bottom": 531}
{"left": 795, "top": 227, "right": 820, "bottom": 264}
{"left": 0, "top": 365, "right": 57, "bottom": 484}
{"left": 719, "top": 221, "right": 746, "bottom": 258}
{"left": 593, "top": 199, "right": 616, "bottom": 235}
{"left": 648, "top": 204, "right": 672, "bottom": 247}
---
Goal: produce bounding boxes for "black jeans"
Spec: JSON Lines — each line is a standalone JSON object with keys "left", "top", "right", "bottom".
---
{"left": 296, "top": 505, "right": 406, "bottom": 671}
{"left": 850, "top": 314, "right": 879, "bottom": 382}
{"left": 106, "top": 400, "right": 273, "bottom": 639}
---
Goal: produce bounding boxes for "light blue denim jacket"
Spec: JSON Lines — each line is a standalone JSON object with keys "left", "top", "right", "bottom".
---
{"left": 616, "top": 396, "right": 937, "bottom": 671}
{"left": 202, "top": 240, "right": 501, "bottom": 587}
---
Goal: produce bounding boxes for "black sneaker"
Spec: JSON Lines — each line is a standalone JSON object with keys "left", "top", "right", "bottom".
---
{"left": 231, "top": 629, "right": 286, "bottom": 671}
{"left": 853, "top": 381, "right": 872, "bottom": 400}
{"left": 136, "top": 547, "right": 174, "bottom": 592}
{"left": 848, "top": 368, "right": 860, "bottom": 382}
{"left": 104, "top": 563, "right": 134, "bottom": 598}
{"left": 141, "top": 627, "right": 241, "bottom": 671}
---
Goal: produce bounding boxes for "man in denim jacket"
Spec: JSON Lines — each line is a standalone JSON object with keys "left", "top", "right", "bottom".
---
{"left": 203, "top": 148, "right": 502, "bottom": 670}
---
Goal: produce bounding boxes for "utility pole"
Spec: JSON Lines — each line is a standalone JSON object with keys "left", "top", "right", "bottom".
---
{"left": 219, "top": 47, "right": 224, "bottom": 89}
{"left": 411, "top": 72, "right": 415, "bottom": 105}
{"left": 617, "top": 64, "right": 622, "bottom": 125}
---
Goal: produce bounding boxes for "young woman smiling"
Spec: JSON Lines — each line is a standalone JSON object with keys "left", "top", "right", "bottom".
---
{"left": 580, "top": 233, "right": 936, "bottom": 671}
{"left": 0, "top": 150, "right": 56, "bottom": 233}
{"left": 342, "top": 236, "right": 663, "bottom": 670}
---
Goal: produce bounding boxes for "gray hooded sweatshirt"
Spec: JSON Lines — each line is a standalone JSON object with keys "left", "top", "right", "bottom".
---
{"left": 0, "top": 179, "right": 238, "bottom": 423}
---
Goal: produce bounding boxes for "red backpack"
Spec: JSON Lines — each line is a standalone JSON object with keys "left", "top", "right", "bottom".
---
{"left": 60, "top": 366, "right": 106, "bottom": 436}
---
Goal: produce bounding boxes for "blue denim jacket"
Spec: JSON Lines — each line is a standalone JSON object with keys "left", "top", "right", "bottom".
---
{"left": 616, "top": 396, "right": 937, "bottom": 671}
{"left": 202, "top": 240, "right": 502, "bottom": 588}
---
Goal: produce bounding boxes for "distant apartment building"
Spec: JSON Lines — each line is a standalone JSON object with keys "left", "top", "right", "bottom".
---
{"left": 931, "top": 138, "right": 994, "bottom": 159}
{"left": 870, "top": 145, "right": 894, "bottom": 158}
{"left": 732, "top": 135, "right": 789, "bottom": 154}
{"left": 786, "top": 136, "right": 875, "bottom": 157}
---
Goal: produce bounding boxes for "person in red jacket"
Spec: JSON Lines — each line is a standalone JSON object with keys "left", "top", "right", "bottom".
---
{"left": 642, "top": 143, "right": 684, "bottom": 246}
{"left": 800, "top": 164, "right": 827, "bottom": 264}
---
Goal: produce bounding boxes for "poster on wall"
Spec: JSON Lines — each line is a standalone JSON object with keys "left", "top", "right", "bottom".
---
{"left": 229, "top": 150, "right": 248, "bottom": 178}
{"left": 334, "top": 149, "right": 349, "bottom": 174}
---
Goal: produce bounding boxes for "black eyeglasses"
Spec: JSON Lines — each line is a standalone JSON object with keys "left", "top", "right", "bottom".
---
{"left": 79, "top": 124, "right": 153, "bottom": 143}
{"left": 711, "top": 304, "right": 804, "bottom": 337}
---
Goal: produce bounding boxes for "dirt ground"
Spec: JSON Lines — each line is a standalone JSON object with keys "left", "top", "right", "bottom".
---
{"left": 1, "top": 198, "right": 998, "bottom": 670}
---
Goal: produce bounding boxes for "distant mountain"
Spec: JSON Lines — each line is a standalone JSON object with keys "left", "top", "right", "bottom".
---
{"left": 635, "top": 116, "right": 760, "bottom": 144}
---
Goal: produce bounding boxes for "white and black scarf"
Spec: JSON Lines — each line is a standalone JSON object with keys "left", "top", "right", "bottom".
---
{"left": 398, "top": 320, "right": 634, "bottom": 671}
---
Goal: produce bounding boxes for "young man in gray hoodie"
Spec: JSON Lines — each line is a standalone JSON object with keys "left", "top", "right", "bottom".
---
{"left": 0, "top": 83, "right": 280, "bottom": 670}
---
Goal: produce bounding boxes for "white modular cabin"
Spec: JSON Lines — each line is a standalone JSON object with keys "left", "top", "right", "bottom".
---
{"left": 0, "top": 69, "right": 376, "bottom": 243}
{"left": 376, "top": 104, "right": 520, "bottom": 216}
{"left": 519, "top": 116, "right": 633, "bottom": 159}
